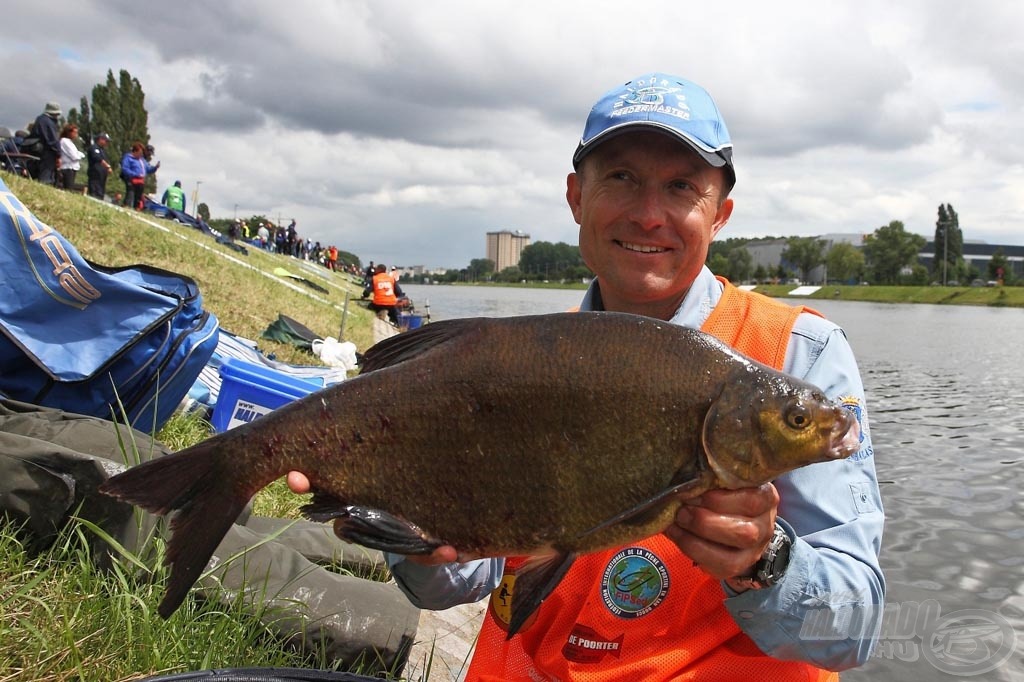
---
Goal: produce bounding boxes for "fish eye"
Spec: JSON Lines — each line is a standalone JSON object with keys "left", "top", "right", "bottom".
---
{"left": 784, "top": 402, "right": 812, "bottom": 430}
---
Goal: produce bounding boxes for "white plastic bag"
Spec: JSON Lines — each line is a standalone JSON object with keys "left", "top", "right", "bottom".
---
{"left": 311, "top": 337, "right": 359, "bottom": 371}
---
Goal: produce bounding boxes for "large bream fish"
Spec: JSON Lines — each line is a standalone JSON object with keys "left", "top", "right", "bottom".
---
{"left": 101, "top": 312, "right": 860, "bottom": 635}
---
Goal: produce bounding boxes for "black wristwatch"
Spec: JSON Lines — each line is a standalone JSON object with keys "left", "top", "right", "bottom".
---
{"left": 730, "top": 523, "right": 792, "bottom": 590}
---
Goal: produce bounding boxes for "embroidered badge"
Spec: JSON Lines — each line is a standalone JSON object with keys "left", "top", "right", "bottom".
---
{"left": 601, "top": 547, "right": 669, "bottom": 618}
{"left": 562, "top": 624, "right": 625, "bottom": 664}
{"left": 840, "top": 395, "right": 873, "bottom": 461}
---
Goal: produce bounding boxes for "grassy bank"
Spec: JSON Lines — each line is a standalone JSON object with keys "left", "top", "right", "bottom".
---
{"left": 0, "top": 174, "right": 390, "bottom": 680}
{"left": 752, "top": 283, "right": 1024, "bottom": 308}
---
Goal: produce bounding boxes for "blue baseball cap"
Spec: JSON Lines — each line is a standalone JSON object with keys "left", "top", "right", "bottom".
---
{"left": 573, "top": 73, "right": 735, "bottom": 186}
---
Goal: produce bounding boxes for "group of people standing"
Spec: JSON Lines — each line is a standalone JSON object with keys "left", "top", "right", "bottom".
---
{"left": 17, "top": 101, "right": 93, "bottom": 193}
{"left": 14, "top": 100, "right": 165, "bottom": 211}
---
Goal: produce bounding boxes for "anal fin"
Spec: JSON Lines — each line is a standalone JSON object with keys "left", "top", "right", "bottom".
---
{"left": 508, "top": 552, "right": 576, "bottom": 639}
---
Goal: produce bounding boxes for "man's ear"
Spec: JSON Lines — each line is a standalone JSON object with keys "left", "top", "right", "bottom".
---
{"left": 711, "top": 197, "right": 734, "bottom": 238}
{"left": 566, "top": 172, "right": 583, "bottom": 225}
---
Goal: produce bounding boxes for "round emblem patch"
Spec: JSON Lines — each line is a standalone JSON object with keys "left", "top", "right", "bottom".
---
{"left": 601, "top": 547, "right": 670, "bottom": 618}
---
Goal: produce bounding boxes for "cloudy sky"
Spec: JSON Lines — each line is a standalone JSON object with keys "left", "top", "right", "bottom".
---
{"left": 4, "top": 0, "right": 1022, "bottom": 269}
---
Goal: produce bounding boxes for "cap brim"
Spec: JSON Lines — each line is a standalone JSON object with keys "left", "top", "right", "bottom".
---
{"left": 573, "top": 123, "right": 731, "bottom": 169}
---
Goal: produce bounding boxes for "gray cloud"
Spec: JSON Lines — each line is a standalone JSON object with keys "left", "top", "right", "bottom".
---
{"left": 2, "top": 0, "right": 1022, "bottom": 269}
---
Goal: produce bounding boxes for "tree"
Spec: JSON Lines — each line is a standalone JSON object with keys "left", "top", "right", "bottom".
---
{"left": 467, "top": 258, "right": 495, "bottom": 281}
{"left": 708, "top": 253, "right": 730, "bottom": 280}
{"left": 67, "top": 69, "right": 152, "bottom": 198}
{"left": 825, "top": 242, "right": 866, "bottom": 284}
{"left": 726, "top": 247, "right": 753, "bottom": 283}
{"left": 862, "top": 221, "right": 926, "bottom": 284}
{"left": 933, "top": 203, "right": 963, "bottom": 285}
{"left": 782, "top": 237, "right": 826, "bottom": 283}
{"left": 518, "top": 241, "right": 586, "bottom": 281}
{"left": 988, "top": 248, "right": 1011, "bottom": 284}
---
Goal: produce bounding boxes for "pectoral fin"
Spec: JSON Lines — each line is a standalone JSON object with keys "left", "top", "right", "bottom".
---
{"left": 576, "top": 476, "right": 707, "bottom": 540}
{"left": 302, "top": 495, "right": 442, "bottom": 555}
{"left": 508, "top": 552, "right": 577, "bottom": 638}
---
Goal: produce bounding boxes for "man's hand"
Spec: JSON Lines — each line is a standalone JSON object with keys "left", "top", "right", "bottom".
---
{"left": 286, "top": 470, "right": 460, "bottom": 566}
{"left": 664, "top": 483, "right": 779, "bottom": 585}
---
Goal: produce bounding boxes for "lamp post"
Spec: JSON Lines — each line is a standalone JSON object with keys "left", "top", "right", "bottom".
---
{"left": 234, "top": 203, "right": 238, "bottom": 220}
{"left": 192, "top": 181, "right": 203, "bottom": 218}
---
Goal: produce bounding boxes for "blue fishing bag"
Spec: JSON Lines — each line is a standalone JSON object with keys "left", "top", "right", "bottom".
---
{"left": 0, "top": 178, "right": 220, "bottom": 433}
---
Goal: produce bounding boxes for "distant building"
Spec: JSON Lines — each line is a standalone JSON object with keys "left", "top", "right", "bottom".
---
{"left": 919, "top": 241, "right": 1024, "bottom": 280}
{"left": 486, "top": 230, "right": 530, "bottom": 272}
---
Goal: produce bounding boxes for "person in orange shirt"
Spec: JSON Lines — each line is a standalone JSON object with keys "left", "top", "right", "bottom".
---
{"left": 289, "top": 72, "right": 884, "bottom": 680}
{"left": 362, "top": 263, "right": 404, "bottom": 325}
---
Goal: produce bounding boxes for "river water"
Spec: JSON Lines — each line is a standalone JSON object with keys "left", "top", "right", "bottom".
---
{"left": 403, "top": 283, "right": 1024, "bottom": 681}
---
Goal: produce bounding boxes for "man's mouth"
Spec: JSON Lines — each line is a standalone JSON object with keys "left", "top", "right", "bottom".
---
{"left": 618, "top": 241, "right": 668, "bottom": 254}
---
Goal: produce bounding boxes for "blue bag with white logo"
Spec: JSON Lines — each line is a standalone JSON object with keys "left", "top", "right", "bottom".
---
{"left": 0, "top": 178, "right": 219, "bottom": 433}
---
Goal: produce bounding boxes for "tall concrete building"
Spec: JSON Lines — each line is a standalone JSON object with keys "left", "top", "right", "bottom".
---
{"left": 486, "top": 230, "right": 530, "bottom": 272}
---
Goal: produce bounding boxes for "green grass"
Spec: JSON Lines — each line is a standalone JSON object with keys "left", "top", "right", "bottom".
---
{"left": 0, "top": 173, "right": 410, "bottom": 680}
{"left": 753, "top": 283, "right": 1024, "bottom": 307}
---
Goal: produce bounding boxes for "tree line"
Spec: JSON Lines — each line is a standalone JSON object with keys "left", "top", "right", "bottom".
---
{"left": 707, "top": 203, "right": 1015, "bottom": 286}
{"left": 438, "top": 203, "right": 1014, "bottom": 287}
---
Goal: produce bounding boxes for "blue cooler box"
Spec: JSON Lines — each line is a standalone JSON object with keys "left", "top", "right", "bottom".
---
{"left": 211, "top": 358, "right": 321, "bottom": 432}
{"left": 398, "top": 312, "right": 424, "bottom": 330}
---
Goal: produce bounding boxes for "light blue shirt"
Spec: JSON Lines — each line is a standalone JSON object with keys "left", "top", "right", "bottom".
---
{"left": 388, "top": 267, "right": 885, "bottom": 671}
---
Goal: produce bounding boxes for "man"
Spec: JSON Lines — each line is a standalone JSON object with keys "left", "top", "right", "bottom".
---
{"left": 86, "top": 133, "right": 113, "bottom": 199}
{"left": 161, "top": 180, "right": 187, "bottom": 212}
{"left": 362, "top": 263, "right": 404, "bottom": 325}
{"left": 291, "top": 73, "right": 884, "bottom": 679}
{"left": 33, "top": 101, "right": 62, "bottom": 186}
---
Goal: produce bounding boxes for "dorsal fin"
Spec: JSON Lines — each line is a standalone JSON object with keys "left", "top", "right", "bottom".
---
{"left": 360, "top": 317, "right": 484, "bottom": 373}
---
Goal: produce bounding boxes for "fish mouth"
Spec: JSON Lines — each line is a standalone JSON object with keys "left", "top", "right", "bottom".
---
{"left": 829, "top": 408, "right": 861, "bottom": 459}
{"left": 617, "top": 240, "right": 669, "bottom": 254}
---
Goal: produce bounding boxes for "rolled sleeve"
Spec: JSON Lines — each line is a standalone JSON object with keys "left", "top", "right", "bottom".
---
{"left": 386, "top": 554, "right": 504, "bottom": 611}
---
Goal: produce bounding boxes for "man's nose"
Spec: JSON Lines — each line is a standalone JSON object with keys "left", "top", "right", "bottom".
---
{"left": 629, "top": 185, "right": 669, "bottom": 231}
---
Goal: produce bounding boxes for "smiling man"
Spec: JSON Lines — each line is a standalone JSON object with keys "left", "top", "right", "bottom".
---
{"left": 291, "top": 73, "right": 885, "bottom": 680}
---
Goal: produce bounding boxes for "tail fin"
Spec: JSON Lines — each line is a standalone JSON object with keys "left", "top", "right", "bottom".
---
{"left": 99, "top": 439, "right": 252, "bottom": 618}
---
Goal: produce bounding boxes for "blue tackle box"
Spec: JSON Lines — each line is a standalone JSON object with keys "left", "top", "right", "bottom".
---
{"left": 210, "top": 358, "right": 321, "bottom": 432}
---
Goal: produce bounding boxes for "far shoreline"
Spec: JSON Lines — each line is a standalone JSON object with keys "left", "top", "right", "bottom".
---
{"left": 423, "top": 280, "right": 1024, "bottom": 309}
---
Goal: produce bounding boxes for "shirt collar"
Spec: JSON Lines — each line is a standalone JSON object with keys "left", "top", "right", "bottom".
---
{"left": 580, "top": 266, "right": 724, "bottom": 329}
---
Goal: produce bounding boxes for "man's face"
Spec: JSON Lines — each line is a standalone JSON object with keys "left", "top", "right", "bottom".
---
{"left": 567, "top": 130, "right": 733, "bottom": 320}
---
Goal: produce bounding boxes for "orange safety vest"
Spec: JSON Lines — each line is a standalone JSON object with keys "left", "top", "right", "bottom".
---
{"left": 371, "top": 271, "right": 398, "bottom": 306}
{"left": 465, "top": 279, "right": 837, "bottom": 682}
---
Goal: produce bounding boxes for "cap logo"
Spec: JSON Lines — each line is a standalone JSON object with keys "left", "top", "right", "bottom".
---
{"left": 611, "top": 77, "right": 690, "bottom": 123}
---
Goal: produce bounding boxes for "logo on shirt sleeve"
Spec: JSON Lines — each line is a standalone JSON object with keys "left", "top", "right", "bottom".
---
{"left": 840, "top": 396, "right": 873, "bottom": 462}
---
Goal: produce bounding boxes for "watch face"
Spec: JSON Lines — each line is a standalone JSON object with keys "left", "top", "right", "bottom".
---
{"left": 773, "top": 541, "right": 791, "bottom": 576}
